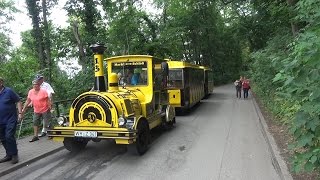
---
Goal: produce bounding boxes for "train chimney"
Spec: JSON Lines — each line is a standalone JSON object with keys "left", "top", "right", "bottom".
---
{"left": 90, "top": 44, "right": 106, "bottom": 92}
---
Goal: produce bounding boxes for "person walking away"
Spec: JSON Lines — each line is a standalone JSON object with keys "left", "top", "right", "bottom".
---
{"left": 21, "top": 80, "right": 51, "bottom": 142}
{"left": 242, "top": 77, "right": 250, "bottom": 99}
{"left": 0, "top": 77, "right": 22, "bottom": 164}
{"left": 234, "top": 76, "right": 243, "bottom": 98}
{"left": 35, "top": 74, "right": 54, "bottom": 137}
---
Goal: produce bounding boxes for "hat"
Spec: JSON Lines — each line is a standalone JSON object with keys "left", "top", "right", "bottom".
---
{"left": 35, "top": 74, "right": 44, "bottom": 80}
{"left": 32, "top": 80, "right": 39, "bottom": 85}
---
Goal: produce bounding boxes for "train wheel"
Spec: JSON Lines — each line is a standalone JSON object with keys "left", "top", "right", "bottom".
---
{"left": 163, "top": 105, "right": 175, "bottom": 130}
{"left": 129, "top": 120, "right": 150, "bottom": 155}
{"left": 63, "top": 137, "right": 88, "bottom": 152}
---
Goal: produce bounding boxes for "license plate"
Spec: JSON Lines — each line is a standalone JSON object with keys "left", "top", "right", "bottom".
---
{"left": 74, "top": 131, "right": 97, "bottom": 138}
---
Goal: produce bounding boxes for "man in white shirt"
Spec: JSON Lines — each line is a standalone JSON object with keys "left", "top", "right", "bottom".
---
{"left": 35, "top": 74, "right": 55, "bottom": 137}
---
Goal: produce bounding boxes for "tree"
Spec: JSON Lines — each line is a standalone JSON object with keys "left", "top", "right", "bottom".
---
{"left": 65, "top": 0, "right": 104, "bottom": 67}
{"left": 0, "top": 0, "right": 17, "bottom": 62}
{"left": 26, "top": 0, "right": 46, "bottom": 69}
{"left": 26, "top": 0, "right": 57, "bottom": 82}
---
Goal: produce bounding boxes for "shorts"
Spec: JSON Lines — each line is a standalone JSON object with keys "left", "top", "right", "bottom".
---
{"left": 33, "top": 110, "right": 51, "bottom": 126}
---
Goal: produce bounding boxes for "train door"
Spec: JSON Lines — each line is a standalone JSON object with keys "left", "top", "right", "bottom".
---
{"left": 204, "top": 70, "right": 209, "bottom": 96}
{"left": 183, "top": 68, "right": 190, "bottom": 108}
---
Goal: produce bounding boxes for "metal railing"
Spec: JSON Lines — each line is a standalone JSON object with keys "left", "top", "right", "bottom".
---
{"left": 16, "top": 99, "right": 74, "bottom": 138}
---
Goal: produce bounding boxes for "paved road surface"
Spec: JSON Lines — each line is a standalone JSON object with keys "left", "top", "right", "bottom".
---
{"left": 1, "top": 84, "right": 292, "bottom": 180}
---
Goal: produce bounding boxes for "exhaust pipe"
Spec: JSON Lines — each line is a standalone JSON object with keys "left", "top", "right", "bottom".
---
{"left": 90, "top": 44, "right": 106, "bottom": 92}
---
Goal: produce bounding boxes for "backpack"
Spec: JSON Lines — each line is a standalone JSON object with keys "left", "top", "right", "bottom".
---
{"left": 236, "top": 80, "right": 242, "bottom": 88}
{"left": 242, "top": 80, "right": 250, "bottom": 89}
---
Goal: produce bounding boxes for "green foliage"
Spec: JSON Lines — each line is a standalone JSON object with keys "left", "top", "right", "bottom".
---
{"left": 278, "top": 26, "right": 320, "bottom": 173}
{"left": 251, "top": 0, "right": 320, "bottom": 173}
{"left": 0, "top": 0, "right": 17, "bottom": 62}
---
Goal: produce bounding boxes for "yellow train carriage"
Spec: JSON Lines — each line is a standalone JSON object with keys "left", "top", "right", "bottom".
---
{"left": 166, "top": 60, "right": 205, "bottom": 112}
{"left": 200, "top": 66, "right": 214, "bottom": 98}
{"left": 48, "top": 44, "right": 175, "bottom": 155}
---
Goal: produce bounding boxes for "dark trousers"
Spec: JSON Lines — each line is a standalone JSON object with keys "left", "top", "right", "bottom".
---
{"left": 243, "top": 88, "right": 249, "bottom": 98}
{"left": 236, "top": 88, "right": 241, "bottom": 98}
{"left": 0, "top": 120, "right": 18, "bottom": 156}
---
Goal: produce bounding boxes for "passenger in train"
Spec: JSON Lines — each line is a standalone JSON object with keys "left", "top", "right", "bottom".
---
{"left": 117, "top": 72, "right": 124, "bottom": 85}
{"left": 131, "top": 69, "right": 141, "bottom": 85}
{"left": 126, "top": 68, "right": 134, "bottom": 84}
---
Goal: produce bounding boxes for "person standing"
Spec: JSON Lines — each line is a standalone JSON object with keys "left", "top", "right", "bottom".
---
{"left": 0, "top": 77, "right": 22, "bottom": 164}
{"left": 21, "top": 80, "right": 51, "bottom": 142}
{"left": 234, "top": 76, "right": 243, "bottom": 98}
{"left": 35, "top": 74, "right": 54, "bottom": 137}
{"left": 242, "top": 77, "right": 250, "bottom": 99}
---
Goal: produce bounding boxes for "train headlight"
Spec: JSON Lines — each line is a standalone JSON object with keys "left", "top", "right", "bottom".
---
{"left": 56, "top": 116, "right": 68, "bottom": 126}
{"left": 57, "top": 117, "right": 65, "bottom": 126}
{"left": 118, "top": 116, "right": 126, "bottom": 126}
{"left": 125, "top": 118, "right": 135, "bottom": 129}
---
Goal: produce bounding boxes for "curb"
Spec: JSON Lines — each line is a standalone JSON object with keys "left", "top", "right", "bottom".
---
{"left": 0, "top": 146, "right": 64, "bottom": 177}
{"left": 252, "top": 97, "right": 293, "bottom": 180}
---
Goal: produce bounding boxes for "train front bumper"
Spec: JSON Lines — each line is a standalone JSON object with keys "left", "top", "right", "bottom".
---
{"left": 47, "top": 127, "right": 137, "bottom": 144}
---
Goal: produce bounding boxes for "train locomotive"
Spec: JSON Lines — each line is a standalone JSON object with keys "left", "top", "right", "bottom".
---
{"left": 48, "top": 44, "right": 176, "bottom": 155}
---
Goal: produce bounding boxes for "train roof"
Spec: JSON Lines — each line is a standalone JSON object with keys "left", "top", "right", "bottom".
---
{"left": 165, "top": 59, "right": 202, "bottom": 69}
{"left": 199, "top": 65, "right": 212, "bottom": 71}
{"left": 105, "top": 55, "right": 164, "bottom": 63}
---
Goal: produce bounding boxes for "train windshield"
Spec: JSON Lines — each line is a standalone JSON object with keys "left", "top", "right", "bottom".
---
{"left": 168, "top": 69, "right": 183, "bottom": 88}
{"left": 111, "top": 61, "right": 148, "bottom": 86}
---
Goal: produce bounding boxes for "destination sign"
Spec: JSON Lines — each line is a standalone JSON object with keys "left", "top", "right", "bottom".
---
{"left": 113, "top": 61, "right": 146, "bottom": 66}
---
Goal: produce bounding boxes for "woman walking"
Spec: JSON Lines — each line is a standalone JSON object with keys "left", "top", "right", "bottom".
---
{"left": 21, "top": 80, "right": 51, "bottom": 142}
{"left": 234, "top": 76, "right": 243, "bottom": 98}
{"left": 242, "top": 77, "right": 250, "bottom": 99}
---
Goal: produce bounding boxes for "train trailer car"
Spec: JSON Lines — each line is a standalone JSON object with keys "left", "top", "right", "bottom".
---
{"left": 200, "top": 66, "right": 214, "bottom": 98}
{"left": 166, "top": 60, "right": 205, "bottom": 112}
{"left": 48, "top": 44, "right": 176, "bottom": 155}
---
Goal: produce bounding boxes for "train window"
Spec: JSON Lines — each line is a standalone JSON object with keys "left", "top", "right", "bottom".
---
{"left": 168, "top": 69, "right": 183, "bottom": 88}
{"left": 111, "top": 61, "right": 148, "bottom": 86}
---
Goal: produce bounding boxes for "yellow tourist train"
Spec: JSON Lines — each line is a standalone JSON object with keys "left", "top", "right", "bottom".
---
{"left": 48, "top": 44, "right": 175, "bottom": 155}
{"left": 200, "top": 65, "right": 214, "bottom": 98}
{"left": 166, "top": 59, "right": 214, "bottom": 112}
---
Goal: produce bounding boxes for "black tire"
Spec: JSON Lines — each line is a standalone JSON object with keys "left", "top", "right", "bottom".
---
{"left": 163, "top": 105, "right": 175, "bottom": 130}
{"left": 129, "top": 120, "right": 150, "bottom": 155}
{"left": 63, "top": 137, "right": 88, "bottom": 152}
{"left": 162, "top": 117, "right": 176, "bottom": 130}
{"left": 167, "top": 117, "right": 176, "bottom": 127}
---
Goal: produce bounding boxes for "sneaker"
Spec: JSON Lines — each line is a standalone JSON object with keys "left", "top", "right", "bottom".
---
{"left": 0, "top": 155, "right": 11, "bottom": 163}
{"left": 11, "top": 155, "right": 19, "bottom": 164}
{"left": 29, "top": 136, "right": 39, "bottom": 142}
{"left": 39, "top": 132, "right": 47, "bottom": 137}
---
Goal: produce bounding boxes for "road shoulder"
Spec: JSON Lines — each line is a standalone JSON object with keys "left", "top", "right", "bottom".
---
{"left": 252, "top": 97, "right": 293, "bottom": 180}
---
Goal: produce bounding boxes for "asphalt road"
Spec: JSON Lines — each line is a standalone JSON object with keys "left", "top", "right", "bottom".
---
{"left": 2, "top": 84, "right": 291, "bottom": 180}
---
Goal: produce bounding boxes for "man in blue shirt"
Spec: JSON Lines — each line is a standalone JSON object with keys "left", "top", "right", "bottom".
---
{"left": 0, "top": 77, "right": 22, "bottom": 164}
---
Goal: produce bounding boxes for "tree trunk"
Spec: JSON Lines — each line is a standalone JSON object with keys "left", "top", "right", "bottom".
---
{"left": 72, "top": 21, "right": 86, "bottom": 68}
{"left": 42, "top": 0, "right": 52, "bottom": 82}
{"left": 180, "top": 35, "right": 190, "bottom": 62}
{"left": 26, "top": 0, "right": 46, "bottom": 70}
{"left": 287, "top": 0, "right": 299, "bottom": 36}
